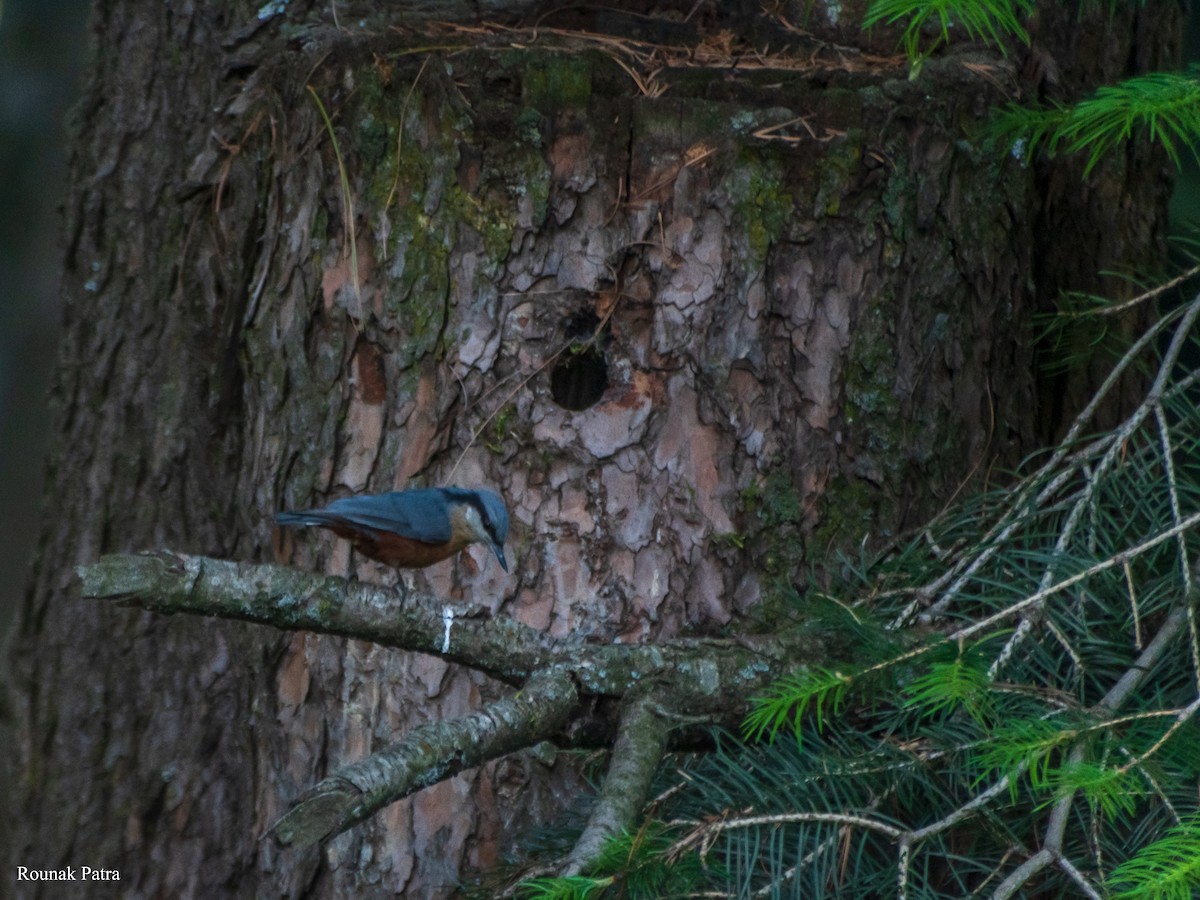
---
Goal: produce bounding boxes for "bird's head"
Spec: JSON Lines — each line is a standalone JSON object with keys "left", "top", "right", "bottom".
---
{"left": 451, "top": 488, "right": 510, "bottom": 572}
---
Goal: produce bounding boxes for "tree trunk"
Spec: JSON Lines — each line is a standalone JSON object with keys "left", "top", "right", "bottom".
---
{"left": 6, "top": 1, "right": 1180, "bottom": 897}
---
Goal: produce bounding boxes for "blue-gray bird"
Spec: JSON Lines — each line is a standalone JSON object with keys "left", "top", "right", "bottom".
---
{"left": 276, "top": 487, "right": 509, "bottom": 572}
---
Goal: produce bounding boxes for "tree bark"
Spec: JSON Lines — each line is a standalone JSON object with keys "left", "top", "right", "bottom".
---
{"left": 6, "top": 1, "right": 1180, "bottom": 896}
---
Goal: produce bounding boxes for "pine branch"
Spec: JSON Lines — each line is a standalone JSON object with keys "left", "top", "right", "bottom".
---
{"left": 681, "top": 284, "right": 1200, "bottom": 897}
{"left": 993, "top": 69, "right": 1200, "bottom": 175}
{"left": 863, "top": 0, "right": 1032, "bottom": 75}
{"left": 991, "top": 599, "right": 1193, "bottom": 897}
{"left": 893, "top": 290, "right": 1200, "bottom": 631}
{"left": 987, "top": 293, "right": 1200, "bottom": 676}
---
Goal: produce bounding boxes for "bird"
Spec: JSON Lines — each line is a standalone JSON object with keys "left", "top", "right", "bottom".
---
{"left": 276, "top": 487, "right": 509, "bottom": 572}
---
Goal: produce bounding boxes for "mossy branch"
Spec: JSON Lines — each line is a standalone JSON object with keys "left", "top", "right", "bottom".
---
{"left": 561, "top": 694, "right": 672, "bottom": 876}
{"left": 272, "top": 667, "right": 579, "bottom": 849}
{"left": 77, "top": 552, "right": 796, "bottom": 852}
{"left": 78, "top": 551, "right": 552, "bottom": 685}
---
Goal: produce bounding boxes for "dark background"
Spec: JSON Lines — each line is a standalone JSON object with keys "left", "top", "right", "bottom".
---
{"left": 0, "top": 0, "right": 88, "bottom": 631}
{"left": 0, "top": 2, "right": 1196, "bottom": 637}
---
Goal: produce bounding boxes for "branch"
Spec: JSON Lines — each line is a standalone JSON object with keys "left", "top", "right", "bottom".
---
{"left": 77, "top": 551, "right": 790, "bottom": 702}
{"left": 78, "top": 551, "right": 553, "bottom": 684}
{"left": 270, "top": 667, "right": 579, "bottom": 848}
{"left": 896, "top": 290, "right": 1200, "bottom": 631}
{"left": 990, "top": 598, "right": 1194, "bottom": 899}
{"left": 78, "top": 551, "right": 802, "bottom": 847}
{"left": 562, "top": 694, "right": 672, "bottom": 876}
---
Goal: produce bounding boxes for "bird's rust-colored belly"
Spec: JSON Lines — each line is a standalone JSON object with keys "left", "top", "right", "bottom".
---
{"left": 325, "top": 521, "right": 469, "bottom": 568}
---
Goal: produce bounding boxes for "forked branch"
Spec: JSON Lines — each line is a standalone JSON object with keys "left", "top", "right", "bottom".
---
{"left": 77, "top": 551, "right": 793, "bottom": 856}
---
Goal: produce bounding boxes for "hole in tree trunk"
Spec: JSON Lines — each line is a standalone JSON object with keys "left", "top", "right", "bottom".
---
{"left": 550, "top": 309, "right": 609, "bottom": 411}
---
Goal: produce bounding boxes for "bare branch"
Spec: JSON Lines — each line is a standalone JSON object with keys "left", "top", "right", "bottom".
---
{"left": 270, "top": 667, "right": 578, "bottom": 848}
{"left": 78, "top": 551, "right": 553, "bottom": 684}
{"left": 78, "top": 551, "right": 791, "bottom": 705}
{"left": 77, "top": 551, "right": 807, "bottom": 850}
{"left": 562, "top": 694, "right": 672, "bottom": 876}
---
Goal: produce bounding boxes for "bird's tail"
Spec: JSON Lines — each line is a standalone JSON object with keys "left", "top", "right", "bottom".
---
{"left": 276, "top": 510, "right": 333, "bottom": 527}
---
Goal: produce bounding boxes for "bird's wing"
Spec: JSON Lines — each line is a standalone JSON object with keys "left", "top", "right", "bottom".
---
{"left": 319, "top": 490, "right": 454, "bottom": 543}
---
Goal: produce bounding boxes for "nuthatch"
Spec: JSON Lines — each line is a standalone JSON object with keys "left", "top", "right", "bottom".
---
{"left": 277, "top": 487, "right": 509, "bottom": 572}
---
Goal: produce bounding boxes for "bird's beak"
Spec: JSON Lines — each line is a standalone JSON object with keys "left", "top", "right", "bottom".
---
{"left": 492, "top": 542, "right": 508, "bottom": 572}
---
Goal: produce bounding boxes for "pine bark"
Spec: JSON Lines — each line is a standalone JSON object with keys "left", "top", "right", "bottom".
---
{"left": 6, "top": 1, "right": 1180, "bottom": 897}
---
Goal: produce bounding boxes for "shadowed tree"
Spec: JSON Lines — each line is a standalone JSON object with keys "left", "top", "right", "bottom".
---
{"left": 4, "top": 0, "right": 1183, "bottom": 897}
